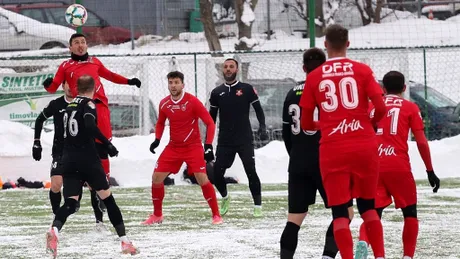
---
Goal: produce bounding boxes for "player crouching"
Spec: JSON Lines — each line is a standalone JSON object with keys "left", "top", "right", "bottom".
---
{"left": 142, "top": 71, "right": 222, "bottom": 225}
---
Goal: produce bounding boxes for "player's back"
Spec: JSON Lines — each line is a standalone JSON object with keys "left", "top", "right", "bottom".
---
{"left": 283, "top": 82, "right": 320, "bottom": 171}
{"left": 159, "top": 92, "right": 202, "bottom": 146}
{"left": 375, "top": 95, "right": 423, "bottom": 172}
{"left": 308, "top": 58, "right": 382, "bottom": 147}
{"left": 63, "top": 96, "right": 99, "bottom": 160}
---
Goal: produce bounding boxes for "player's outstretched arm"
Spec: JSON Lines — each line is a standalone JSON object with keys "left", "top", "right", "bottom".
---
{"left": 413, "top": 129, "right": 439, "bottom": 192}
{"left": 43, "top": 65, "right": 65, "bottom": 93}
{"left": 95, "top": 57, "right": 140, "bottom": 87}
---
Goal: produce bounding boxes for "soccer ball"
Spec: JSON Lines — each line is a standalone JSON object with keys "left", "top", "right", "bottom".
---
{"left": 65, "top": 4, "right": 88, "bottom": 27}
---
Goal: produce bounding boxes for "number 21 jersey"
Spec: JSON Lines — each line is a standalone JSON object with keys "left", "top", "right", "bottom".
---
{"left": 300, "top": 57, "right": 383, "bottom": 147}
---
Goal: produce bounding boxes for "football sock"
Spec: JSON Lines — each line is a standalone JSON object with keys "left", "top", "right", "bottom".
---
{"left": 247, "top": 170, "right": 262, "bottom": 206}
{"left": 90, "top": 190, "right": 103, "bottom": 222}
{"left": 362, "top": 210, "right": 385, "bottom": 258}
{"left": 213, "top": 165, "right": 228, "bottom": 198}
{"left": 200, "top": 181, "right": 220, "bottom": 216}
{"left": 323, "top": 221, "right": 339, "bottom": 257}
{"left": 333, "top": 217, "right": 353, "bottom": 259}
{"left": 152, "top": 182, "right": 164, "bottom": 217}
{"left": 280, "top": 221, "right": 300, "bottom": 259}
{"left": 49, "top": 190, "right": 62, "bottom": 215}
{"left": 53, "top": 198, "right": 78, "bottom": 231}
{"left": 358, "top": 222, "right": 369, "bottom": 244}
{"left": 102, "top": 194, "right": 126, "bottom": 237}
{"left": 402, "top": 217, "right": 419, "bottom": 258}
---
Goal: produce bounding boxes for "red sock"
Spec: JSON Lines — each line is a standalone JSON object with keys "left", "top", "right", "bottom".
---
{"left": 362, "top": 210, "right": 385, "bottom": 258}
{"left": 402, "top": 217, "right": 419, "bottom": 257}
{"left": 359, "top": 222, "right": 369, "bottom": 244}
{"left": 201, "top": 181, "right": 220, "bottom": 216}
{"left": 152, "top": 183, "right": 164, "bottom": 217}
{"left": 333, "top": 217, "right": 353, "bottom": 259}
{"left": 101, "top": 158, "right": 110, "bottom": 180}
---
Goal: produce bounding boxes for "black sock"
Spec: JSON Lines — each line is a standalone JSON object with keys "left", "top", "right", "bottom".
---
{"left": 90, "top": 190, "right": 103, "bottom": 223}
{"left": 247, "top": 172, "right": 262, "bottom": 206}
{"left": 49, "top": 190, "right": 62, "bottom": 215}
{"left": 280, "top": 221, "right": 301, "bottom": 259}
{"left": 323, "top": 221, "right": 339, "bottom": 257}
{"left": 102, "top": 194, "right": 126, "bottom": 237}
{"left": 52, "top": 198, "right": 78, "bottom": 231}
{"left": 213, "top": 166, "right": 228, "bottom": 198}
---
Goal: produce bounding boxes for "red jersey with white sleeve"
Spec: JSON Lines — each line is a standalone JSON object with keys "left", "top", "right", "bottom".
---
{"left": 300, "top": 57, "right": 384, "bottom": 147}
{"left": 156, "top": 92, "right": 215, "bottom": 147}
{"left": 372, "top": 95, "right": 425, "bottom": 172}
{"left": 44, "top": 57, "right": 129, "bottom": 108}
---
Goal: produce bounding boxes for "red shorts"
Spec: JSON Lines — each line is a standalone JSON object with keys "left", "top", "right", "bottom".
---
{"left": 320, "top": 143, "right": 379, "bottom": 206}
{"left": 376, "top": 171, "right": 417, "bottom": 209}
{"left": 95, "top": 103, "right": 112, "bottom": 141}
{"left": 154, "top": 143, "right": 205, "bottom": 175}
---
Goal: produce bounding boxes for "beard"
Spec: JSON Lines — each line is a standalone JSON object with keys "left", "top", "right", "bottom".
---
{"left": 223, "top": 72, "right": 237, "bottom": 82}
{"left": 170, "top": 89, "right": 182, "bottom": 98}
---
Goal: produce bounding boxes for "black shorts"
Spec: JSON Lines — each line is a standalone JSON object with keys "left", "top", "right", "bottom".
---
{"left": 288, "top": 169, "right": 353, "bottom": 213}
{"left": 50, "top": 156, "right": 63, "bottom": 177}
{"left": 61, "top": 158, "right": 109, "bottom": 198}
{"left": 215, "top": 144, "right": 255, "bottom": 170}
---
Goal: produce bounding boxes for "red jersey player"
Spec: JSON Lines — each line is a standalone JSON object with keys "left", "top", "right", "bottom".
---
{"left": 43, "top": 33, "right": 141, "bottom": 227}
{"left": 299, "top": 24, "right": 386, "bottom": 259}
{"left": 142, "top": 71, "right": 222, "bottom": 225}
{"left": 356, "top": 71, "right": 440, "bottom": 259}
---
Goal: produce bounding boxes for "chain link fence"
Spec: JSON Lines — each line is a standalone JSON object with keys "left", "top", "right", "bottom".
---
{"left": 1, "top": 47, "right": 459, "bottom": 147}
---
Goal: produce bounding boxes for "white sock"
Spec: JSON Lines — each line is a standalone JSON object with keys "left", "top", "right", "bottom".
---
{"left": 403, "top": 256, "right": 412, "bottom": 259}
{"left": 376, "top": 257, "right": 385, "bottom": 259}
{"left": 222, "top": 195, "right": 229, "bottom": 199}
{"left": 120, "top": 236, "right": 130, "bottom": 243}
{"left": 52, "top": 226, "right": 59, "bottom": 239}
{"left": 254, "top": 205, "right": 262, "bottom": 209}
{"left": 322, "top": 256, "right": 333, "bottom": 259}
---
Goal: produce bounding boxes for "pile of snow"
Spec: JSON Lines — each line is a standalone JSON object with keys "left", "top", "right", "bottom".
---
{"left": 0, "top": 120, "right": 458, "bottom": 187}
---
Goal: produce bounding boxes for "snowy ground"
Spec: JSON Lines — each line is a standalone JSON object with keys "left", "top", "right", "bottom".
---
{"left": 0, "top": 181, "right": 459, "bottom": 259}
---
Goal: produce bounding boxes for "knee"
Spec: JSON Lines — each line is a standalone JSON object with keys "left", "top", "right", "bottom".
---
{"left": 331, "top": 203, "right": 349, "bottom": 219}
{"left": 50, "top": 177, "right": 62, "bottom": 193}
{"left": 347, "top": 206, "right": 355, "bottom": 220}
{"left": 356, "top": 198, "right": 375, "bottom": 215}
{"left": 402, "top": 204, "right": 417, "bottom": 218}
{"left": 64, "top": 198, "right": 78, "bottom": 214}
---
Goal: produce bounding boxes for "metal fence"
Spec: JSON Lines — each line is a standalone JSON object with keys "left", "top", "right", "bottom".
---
{"left": 1, "top": 47, "right": 459, "bottom": 146}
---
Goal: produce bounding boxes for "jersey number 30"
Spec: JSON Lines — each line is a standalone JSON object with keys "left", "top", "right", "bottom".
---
{"left": 63, "top": 110, "right": 79, "bottom": 138}
{"left": 320, "top": 77, "right": 358, "bottom": 111}
{"left": 289, "top": 104, "right": 318, "bottom": 135}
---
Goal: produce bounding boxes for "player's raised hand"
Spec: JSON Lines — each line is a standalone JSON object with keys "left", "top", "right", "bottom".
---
{"left": 107, "top": 143, "right": 119, "bottom": 157}
{"left": 128, "top": 78, "right": 141, "bottom": 88}
{"left": 427, "top": 170, "right": 440, "bottom": 193}
{"left": 204, "top": 144, "right": 214, "bottom": 162}
{"left": 32, "top": 140, "right": 42, "bottom": 161}
{"left": 149, "top": 139, "right": 160, "bottom": 154}
{"left": 43, "top": 77, "right": 53, "bottom": 89}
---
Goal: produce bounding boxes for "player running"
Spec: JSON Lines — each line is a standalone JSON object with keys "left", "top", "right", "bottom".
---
{"left": 280, "top": 48, "right": 354, "bottom": 259}
{"left": 43, "top": 33, "right": 141, "bottom": 226}
{"left": 46, "top": 75, "right": 138, "bottom": 258}
{"left": 300, "top": 24, "right": 386, "bottom": 259}
{"left": 354, "top": 71, "right": 440, "bottom": 259}
{"left": 142, "top": 71, "right": 222, "bottom": 225}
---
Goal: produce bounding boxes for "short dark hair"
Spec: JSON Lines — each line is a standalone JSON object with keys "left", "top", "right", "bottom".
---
{"left": 77, "top": 75, "right": 95, "bottom": 94}
{"left": 224, "top": 58, "right": 239, "bottom": 68}
{"left": 303, "top": 48, "right": 326, "bottom": 73}
{"left": 167, "top": 71, "right": 184, "bottom": 83}
{"left": 69, "top": 33, "right": 86, "bottom": 45}
{"left": 382, "top": 71, "right": 405, "bottom": 94}
{"left": 325, "top": 24, "right": 349, "bottom": 51}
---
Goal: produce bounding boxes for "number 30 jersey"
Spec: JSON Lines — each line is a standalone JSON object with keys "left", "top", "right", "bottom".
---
{"left": 282, "top": 81, "right": 320, "bottom": 172}
{"left": 370, "top": 95, "right": 425, "bottom": 172}
{"left": 300, "top": 57, "right": 383, "bottom": 147}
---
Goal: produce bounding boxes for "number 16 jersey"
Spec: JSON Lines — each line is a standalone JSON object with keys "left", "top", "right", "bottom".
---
{"left": 300, "top": 57, "right": 383, "bottom": 147}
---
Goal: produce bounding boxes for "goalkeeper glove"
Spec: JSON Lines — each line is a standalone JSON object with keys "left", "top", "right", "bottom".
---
{"left": 128, "top": 78, "right": 141, "bottom": 88}
{"left": 427, "top": 170, "right": 440, "bottom": 193}
{"left": 204, "top": 144, "right": 214, "bottom": 162}
{"left": 32, "top": 140, "right": 42, "bottom": 161}
{"left": 149, "top": 139, "right": 160, "bottom": 154}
